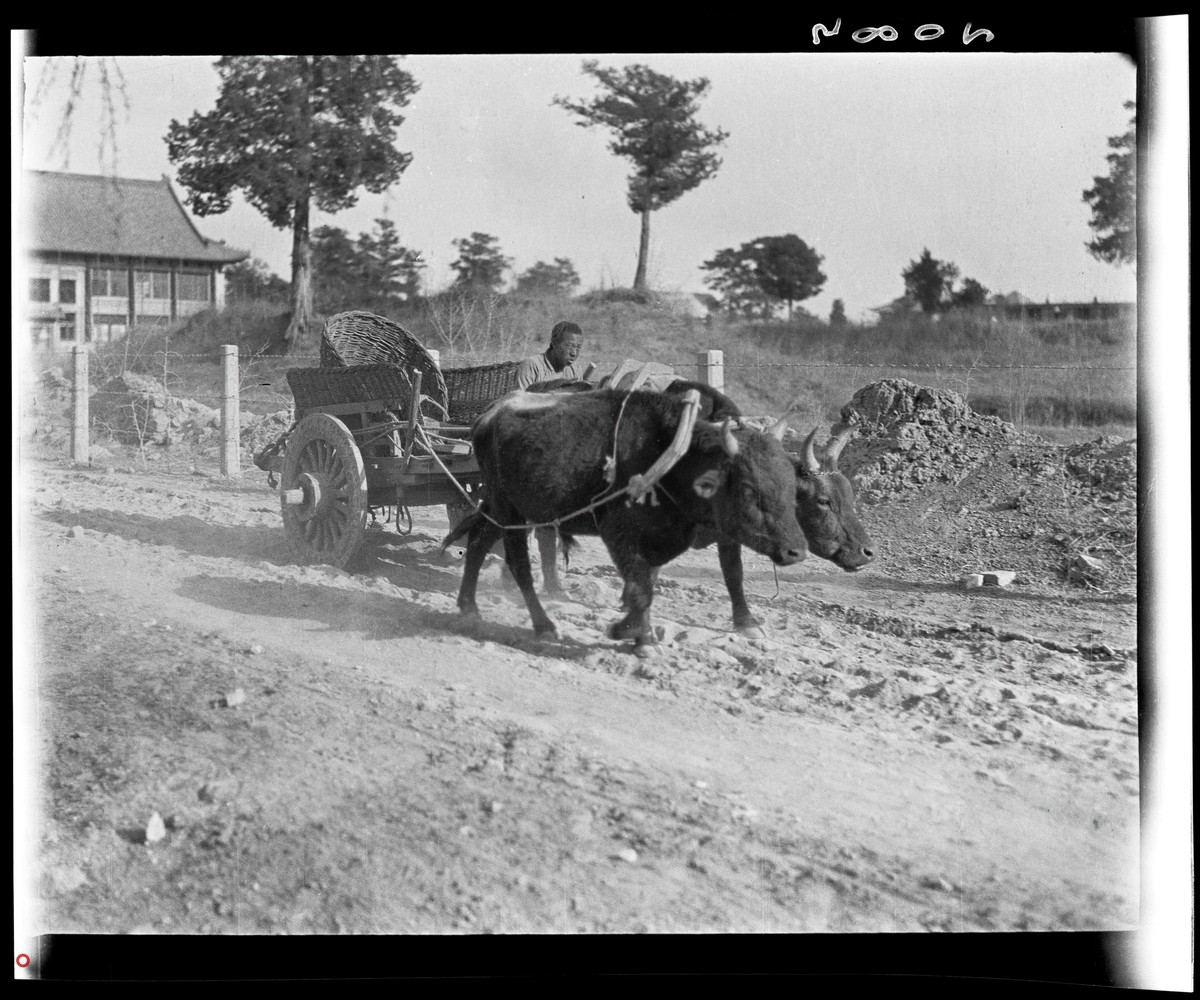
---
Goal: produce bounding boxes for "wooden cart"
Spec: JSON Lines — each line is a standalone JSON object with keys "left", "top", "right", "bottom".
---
{"left": 266, "top": 311, "right": 519, "bottom": 568}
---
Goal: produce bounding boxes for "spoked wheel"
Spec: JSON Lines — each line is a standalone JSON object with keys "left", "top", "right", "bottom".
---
{"left": 280, "top": 413, "right": 368, "bottom": 567}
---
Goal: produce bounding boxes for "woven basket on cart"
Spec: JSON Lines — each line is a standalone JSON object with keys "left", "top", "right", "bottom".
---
{"left": 320, "top": 310, "right": 448, "bottom": 419}
{"left": 442, "top": 361, "right": 521, "bottom": 425}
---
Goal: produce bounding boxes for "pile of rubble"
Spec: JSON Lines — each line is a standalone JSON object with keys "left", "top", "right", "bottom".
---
{"left": 90, "top": 372, "right": 222, "bottom": 447}
{"left": 823, "top": 379, "right": 1136, "bottom": 592}
{"left": 834, "top": 379, "right": 1028, "bottom": 502}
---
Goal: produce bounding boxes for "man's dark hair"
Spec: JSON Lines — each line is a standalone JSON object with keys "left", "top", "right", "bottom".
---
{"left": 549, "top": 320, "right": 582, "bottom": 345}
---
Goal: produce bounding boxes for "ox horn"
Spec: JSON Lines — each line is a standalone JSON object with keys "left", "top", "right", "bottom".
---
{"left": 767, "top": 414, "right": 790, "bottom": 441}
{"left": 824, "top": 423, "right": 854, "bottom": 469}
{"left": 720, "top": 418, "right": 740, "bottom": 457}
{"left": 801, "top": 427, "right": 821, "bottom": 474}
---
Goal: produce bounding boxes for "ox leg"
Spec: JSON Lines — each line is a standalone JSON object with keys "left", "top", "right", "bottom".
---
{"left": 503, "top": 528, "right": 558, "bottom": 637}
{"left": 606, "top": 551, "right": 657, "bottom": 646}
{"left": 458, "top": 513, "right": 504, "bottom": 619}
{"left": 537, "top": 527, "right": 567, "bottom": 598}
{"left": 717, "top": 541, "right": 760, "bottom": 630}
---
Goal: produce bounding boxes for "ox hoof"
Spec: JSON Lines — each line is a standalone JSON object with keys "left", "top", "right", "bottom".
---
{"left": 458, "top": 605, "right": 483, "bottom": 621}
{"left": 542, "top": 584, "right": 569, "bottom": 601}
{"left": 631, "top": 643, "right": 659, "bottom": 660}
{"left": 533, "top": 622, "right": 559, "bottom": 640}
{"left": 733, "top": 614, "right": 763, "bottom": 632}
{"left": 607, "top": 619, "right": 647, "bottom": 642}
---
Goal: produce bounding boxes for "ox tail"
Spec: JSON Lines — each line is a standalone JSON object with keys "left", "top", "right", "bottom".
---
{"left": 441, "top": 509, "right": 486, "bottom": 551}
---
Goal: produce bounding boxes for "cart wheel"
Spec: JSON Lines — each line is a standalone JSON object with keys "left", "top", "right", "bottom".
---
{"left": 280, "top": 413, "right": 368, "bottom": 568}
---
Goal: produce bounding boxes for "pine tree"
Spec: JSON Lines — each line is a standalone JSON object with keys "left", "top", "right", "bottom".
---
{"left": 166, "top": 56, "right": 418, "bottom": 350}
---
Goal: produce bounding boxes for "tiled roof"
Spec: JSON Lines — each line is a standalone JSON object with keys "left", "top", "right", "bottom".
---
{"left": 22, "top": 170, "right": 249, "bottom": 264}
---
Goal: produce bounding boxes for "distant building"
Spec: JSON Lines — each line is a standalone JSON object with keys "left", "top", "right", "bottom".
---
{"left": 977, "top": 295, "right": 1136, "bottom": 323}
{"left": 868, "top": 290, "right": 1135, "bottom": 324}
{"left": 21, "top": 169, "right": 248, "bottom": 351}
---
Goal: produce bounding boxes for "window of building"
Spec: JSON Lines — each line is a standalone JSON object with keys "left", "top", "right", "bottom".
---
{"left": 93, "top": 267, "right": 129, "bottom": 297}
{"left": 59, "top": 279, "right": 77, "bottom": 304}
{"left": 30, "top": 278, "right": 51, "bottom": 302}
{"left": 177, "top": 272, "right": 211, "bottom": 301}
{"left": 135, "top": 270, "right": 171, "bottom": 299}
{"left": 31, "top": 323, "right": 52, "bottom": 348}
{"left": 58, "top": 318, "right": 76, "bottom": 341}
{"left": 92, "top": 314, "right": 129, "bottom": 344}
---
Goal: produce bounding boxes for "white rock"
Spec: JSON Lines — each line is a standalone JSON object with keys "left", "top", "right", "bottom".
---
{"left": 145, "top": 812, "right": 167, "bottom": 844}
{"left": 960, "top": 574, "right": 984, "bottom": 590}
{"left": 223, "top": 688, "right": 246, "bottom": 708}
{"left": 982, "top": 570, "right": 1016, "bottom": 587}
{"left": 615, "top": 848, "right": 639, "bottom": 864}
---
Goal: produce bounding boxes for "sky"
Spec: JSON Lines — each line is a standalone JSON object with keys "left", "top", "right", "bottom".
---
{"left": 17, "top": 50, "right": 1137, "bottom": 322}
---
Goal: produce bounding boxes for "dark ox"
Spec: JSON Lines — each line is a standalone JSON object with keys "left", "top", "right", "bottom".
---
{"left": 526, "top": 378, "right": 875, "bottom": 629}
{"left": 443, "top": 387, "right": 807, "bottom": 646}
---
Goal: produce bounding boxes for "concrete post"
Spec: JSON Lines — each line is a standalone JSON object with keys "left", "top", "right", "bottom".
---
{"left": 71, "top": 345, "right": 89, "bottom": 463}
{"left": 221, "top": 344, "right": 240, "bottom": 478}
{"left": 697, "top": 349, "right": 724, "bottom": 392}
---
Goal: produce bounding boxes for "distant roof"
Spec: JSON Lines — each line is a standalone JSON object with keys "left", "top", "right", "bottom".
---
{"left": 22, "top": 170, "right": 248, "bottom": 264}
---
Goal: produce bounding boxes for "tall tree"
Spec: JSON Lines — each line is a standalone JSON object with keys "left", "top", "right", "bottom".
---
{"left": 701, "top": 234, "right": 825, "bottom": 319}
{"left": 356, "top": 218, "right": 425, "bottom": 308}
{"left": 1082, "top": 100, "right": 1136, "bottom": 266}
{"left": 449, "top": 232, "right": 512, "bottom": 296}
{"left": 514, "top": 258, "right": 581, "bottom": 299}
{"left": 700, "top": 247, "right": 773, "bottom": 319}
{"left": 902, "top": 248, "right": 960, "bottom": 314}
{"left": 312, "top": 219, "right": 424, "bottom": 313}
{"left": 166, "top": 56, "right": 418, "bottom": 351}
{"left": 829, "top": 299, "right": 848, "bottom": 327}
{"left": 554, "top": 61, "right": 728, "bottom": 294}
{"left": 744, "top": 235, "right": 826, "bottom": 321}
{"left": 311, "top": 225, "right": 362, "bottom": 314}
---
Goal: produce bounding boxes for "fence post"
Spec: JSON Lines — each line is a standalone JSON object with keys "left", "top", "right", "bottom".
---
{"left": 427, "top": 349, "right": 441, "bottom": 370}
{"left": 221, "top": 344, "right": 240, "bottom": 478}
{"left": 71, "top": 345, "right": 89, "bottom": 463}
{"left": 697, "top": 349, "right": 724, "bottom": 392}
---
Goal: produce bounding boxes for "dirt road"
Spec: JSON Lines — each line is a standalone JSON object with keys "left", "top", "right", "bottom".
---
{"left": 20, "top": 453, "right": 1138, "bottom": 938}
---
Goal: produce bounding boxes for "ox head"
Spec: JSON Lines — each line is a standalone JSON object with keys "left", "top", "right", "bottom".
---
{"left": 790, "top": 423, "right": 875, "bottom": 571}
{"left": 687, "top": 416, "right": 807, "bottom": 567}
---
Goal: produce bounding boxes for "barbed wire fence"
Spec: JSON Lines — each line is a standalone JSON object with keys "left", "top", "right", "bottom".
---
{"left": 27, "top": 342, "right": 1136, "bottom": 482}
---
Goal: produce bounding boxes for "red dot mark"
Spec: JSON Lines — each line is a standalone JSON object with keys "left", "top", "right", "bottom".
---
{"left": 16, "top": 954, "right": 30, "bottom": 968}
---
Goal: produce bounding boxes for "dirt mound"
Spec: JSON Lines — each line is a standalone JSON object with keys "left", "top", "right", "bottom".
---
{"left": 822, "top": 380, "right": 1136, "bottom": 593}
{"left": 836, "top": 379, "right": 1025, "bottom": 501}
{"left": 90, "top": 372, "right": 220, "bottom": 447}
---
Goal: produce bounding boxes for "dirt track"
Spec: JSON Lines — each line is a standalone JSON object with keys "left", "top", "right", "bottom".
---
{"left": 21, "top": 448, "right": 1139, "bottom": 935}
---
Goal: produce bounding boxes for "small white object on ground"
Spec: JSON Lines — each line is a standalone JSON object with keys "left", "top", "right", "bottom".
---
{"left": 145, "top": 812, "right": 167, "bottom": 844}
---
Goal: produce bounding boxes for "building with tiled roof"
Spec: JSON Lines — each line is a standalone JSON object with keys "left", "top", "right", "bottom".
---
{"left": 21, "top": 169, "right": 249, "bottom": 350}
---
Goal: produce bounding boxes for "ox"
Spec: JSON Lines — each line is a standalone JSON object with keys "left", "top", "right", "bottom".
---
{"left": 523, "top": 378, "right": 875, "bottom": 629}
{"left": 443, "top": 387, "right": 807, "bottom": 646}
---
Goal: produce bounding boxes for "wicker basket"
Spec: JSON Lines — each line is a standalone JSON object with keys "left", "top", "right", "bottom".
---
{"left": 320, "top": 310, "right": 447, "bottom": 416}
{"left": 443, "top": 360, "right": 521, "bottom": 424}
{"left": 287, "top": 364, "right": 433, "bottom": 415}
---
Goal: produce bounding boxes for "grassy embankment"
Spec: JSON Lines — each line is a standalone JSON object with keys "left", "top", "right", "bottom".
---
{"left": 35, "top": 293, "right": 1137, "bottom": 441}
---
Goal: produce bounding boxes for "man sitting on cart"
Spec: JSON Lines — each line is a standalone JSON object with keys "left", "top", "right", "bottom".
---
{"left": 516, "top": 320, "right": 588, "bottom": 389}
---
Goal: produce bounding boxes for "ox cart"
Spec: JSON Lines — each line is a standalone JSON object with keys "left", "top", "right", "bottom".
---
{"left": 258, "top": 311, "right": 521, "bottom": 568}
